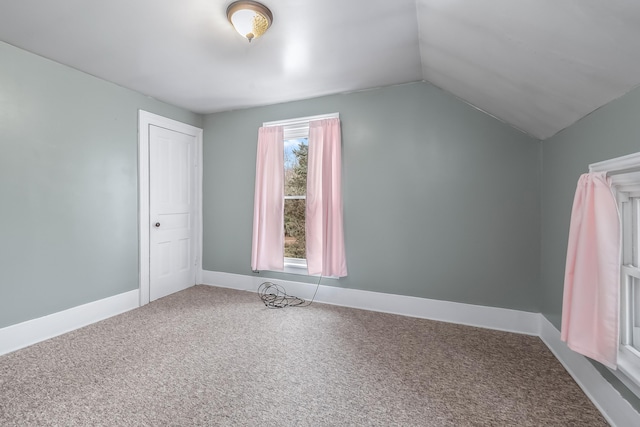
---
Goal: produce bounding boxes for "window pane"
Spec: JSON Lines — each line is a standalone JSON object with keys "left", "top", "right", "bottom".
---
{"left": 621, "top": 199, "right": 633, "bottom": 266}
{"left": 632, "top": 277, "right": 640, "bottom": 352}
{"left": 284, "top": 137, "right": 308, "bottom": 260}
{"left": 629, "top": 198, "right": 640, "bottom": 351}
{"left": 284, "top": 198, "right": 305, "bottom": 258}
{"left": 634, "top": 199, "right": 640, "bottom": 267}
{"left": 284, "top": 138, "right": 308, "bottom": 197}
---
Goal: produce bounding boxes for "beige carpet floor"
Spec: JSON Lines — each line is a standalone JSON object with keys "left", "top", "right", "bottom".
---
{"left": 0, "top": 285, "right": 607, "bottom": 426}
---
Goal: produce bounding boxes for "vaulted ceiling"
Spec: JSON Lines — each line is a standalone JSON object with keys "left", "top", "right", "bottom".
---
{"left": 1, "top": 0, "right": 639, "bottom": 140}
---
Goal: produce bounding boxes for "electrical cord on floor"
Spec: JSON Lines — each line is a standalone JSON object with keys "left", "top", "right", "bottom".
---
{"left": 258, "top": 275, "right": 322, "bottom": 309}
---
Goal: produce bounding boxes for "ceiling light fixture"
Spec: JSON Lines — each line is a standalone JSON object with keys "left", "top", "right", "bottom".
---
{"left": 226, "top": 1, "right": 273, "bottom": 43}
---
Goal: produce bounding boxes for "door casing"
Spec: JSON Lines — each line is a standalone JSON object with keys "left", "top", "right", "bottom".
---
{"left": 138, "top": 110, "right": 203, "bottom": 306}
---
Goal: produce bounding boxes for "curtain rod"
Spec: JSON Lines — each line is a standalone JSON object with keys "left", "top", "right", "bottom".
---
{"left": 263, "top": 112, "right": 339, "bottom": 128}
{"left": 589, "top": 152, "right": 640, "bottom": 175}
{"left": 605, "top": 166, "right": 640, "bottom": 177}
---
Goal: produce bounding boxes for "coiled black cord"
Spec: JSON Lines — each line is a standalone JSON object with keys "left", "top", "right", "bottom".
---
{"left": 258, "top": 275, "right": 322, "bottom": 309}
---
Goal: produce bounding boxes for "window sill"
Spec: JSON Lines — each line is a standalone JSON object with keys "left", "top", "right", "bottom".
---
{"left": 282, "top": 258, "right": 338, "bottom": 279}
{"left": 611, "top": 346, "right": 640, "bottom": 399}
{"left": 284, "top": 258, "right": 308, "bottom": 275}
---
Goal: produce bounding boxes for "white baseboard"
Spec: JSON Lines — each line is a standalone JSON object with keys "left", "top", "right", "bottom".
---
{"left": 540, "top": 316, "right": 640, "bottom": 427}
{"left": 201, "top": 270, "right": 540, "bottom": 335}
{"left": 0, "top": 290, "right": 139, "bottom": 356}
{"left": 201, "top": 269, "right": 640, "bottom": 427}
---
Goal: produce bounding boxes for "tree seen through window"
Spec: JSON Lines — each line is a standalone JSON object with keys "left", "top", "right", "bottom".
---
{"left": 284, "top": 138, "right": 308, "bottom": 259}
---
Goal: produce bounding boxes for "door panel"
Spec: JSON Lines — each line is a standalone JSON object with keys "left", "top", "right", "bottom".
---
{"left": 149, "top": 125, "right": 196, "bottom": 301}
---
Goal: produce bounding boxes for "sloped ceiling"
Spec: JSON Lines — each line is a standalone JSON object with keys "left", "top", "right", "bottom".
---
{"left": 417, "top": 0, "right": 640, "bottom": 139}
{"left": 1, "top": 0, "right": 639, "bottom": 140}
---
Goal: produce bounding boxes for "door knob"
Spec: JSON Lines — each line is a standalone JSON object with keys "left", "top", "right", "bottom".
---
{"left": 155, "top": 222, "right": 161, "bottom": 228}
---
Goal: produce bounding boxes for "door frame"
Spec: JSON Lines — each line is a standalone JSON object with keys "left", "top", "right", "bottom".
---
{"left": 138, "top": 110, "right": 203, "bottom": 306}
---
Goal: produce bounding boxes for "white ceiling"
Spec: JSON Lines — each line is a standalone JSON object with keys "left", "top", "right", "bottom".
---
{"left": 1, "top": 0, "right": 639, "bottom": 140}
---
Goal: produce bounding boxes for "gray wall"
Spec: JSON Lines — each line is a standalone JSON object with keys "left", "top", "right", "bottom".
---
{"left": 203, "top": 82, "right": 541, "bottom": 311}
{"left": 541, "top": 85, "right": 640, "bottom": 410}
{"left": 0, "top": 42, "right": 202, "bottom": 328}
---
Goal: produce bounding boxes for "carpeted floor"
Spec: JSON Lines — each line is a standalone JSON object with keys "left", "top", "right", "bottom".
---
{"left": 0, "top": 285, "right": 607, "bottom": 426}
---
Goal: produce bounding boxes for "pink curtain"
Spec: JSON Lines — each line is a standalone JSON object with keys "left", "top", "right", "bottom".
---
{"left": 561, "top": 172, "right": 620, "bottom": 369}
{"left": 251, "top": 126, "right": 284, "bottom": 272}
{"left": 306, "top": 118, "right": 348, "bottom": 277}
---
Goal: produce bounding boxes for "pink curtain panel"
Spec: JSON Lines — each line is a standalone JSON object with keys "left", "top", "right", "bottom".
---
{"left": 306, "top": 118, "right": 348, "bottom": 278}
{"left": 561, "top": 172, "right": 620, "bottom": 369}
{"left": 251, "top": 126, "right": 284, "bottom": 272}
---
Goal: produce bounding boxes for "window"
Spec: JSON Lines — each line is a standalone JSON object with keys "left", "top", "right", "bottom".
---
{"left": 613, "top": 171, "right": 640, "bottom": 393}
{"left": 590, "top": 153, "right": 640, "bottom": 397}
{"left": 263, "top": 113, "right": 339, "bottom": 273}
{"left": 284, "top": 136, "right": 308, "bottom": 262}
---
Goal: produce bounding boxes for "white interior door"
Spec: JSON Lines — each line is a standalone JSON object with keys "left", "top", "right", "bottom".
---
{"left": 149, "top": 125, "right": 197, "bottom": 301}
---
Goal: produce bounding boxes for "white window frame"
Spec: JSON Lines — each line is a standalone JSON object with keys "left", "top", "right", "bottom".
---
{"left": 590, "top": 152, "right": 640, "bottom": 398}
{"left": 263, "top": 113, "right": 339, "bottom": 275}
